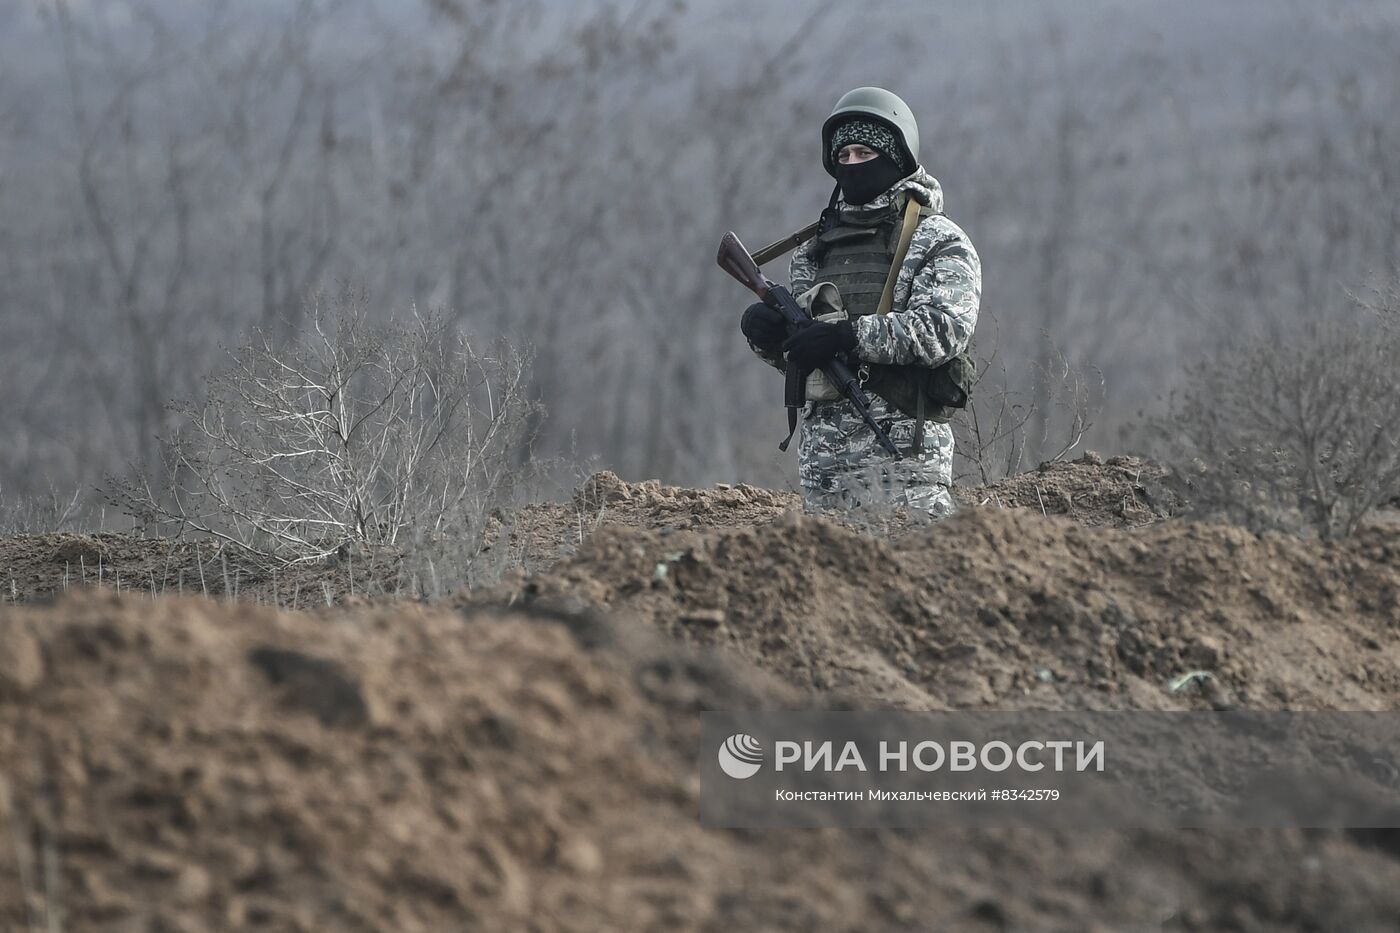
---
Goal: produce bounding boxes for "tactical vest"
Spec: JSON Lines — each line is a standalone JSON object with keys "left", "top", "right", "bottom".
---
{"left": 810, "top": 196, "right": 973, "bottom": 424}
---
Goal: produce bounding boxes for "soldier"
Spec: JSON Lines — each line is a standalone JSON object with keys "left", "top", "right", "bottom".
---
{"left": 740, "top": 87, "right": 981, "bottom": 518}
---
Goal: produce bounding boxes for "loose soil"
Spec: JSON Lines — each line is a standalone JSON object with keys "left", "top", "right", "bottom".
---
{"left": 3, "top": 459, "right": 1399, "bottom": 931}
{"left": 0, "top": 454, "right": 1172, "bottom": 607}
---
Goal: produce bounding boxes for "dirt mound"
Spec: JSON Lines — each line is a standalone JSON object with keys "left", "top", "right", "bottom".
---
{"left": 0, "top": 475, "right": 798, "bottom": 607}
{"left": 957, "top": 452, "right": 1183, "bottom": 527}
{"left": 7, "top": 593, "right": 1400, "bottom": 932}
{"left": 0, "top": 461, "right": 1175, "bottom": 607}
{"left": 7, "top": 464, "right": 1400, "bottom": 928}
{"left": 474, "top": 505, "right": 1400, "bottom": 711}
{"left": 0, "top": 592, "right": 793, "bottom": 931}
{"left": 483, "top": 471, "right": 800, "bottom": 572}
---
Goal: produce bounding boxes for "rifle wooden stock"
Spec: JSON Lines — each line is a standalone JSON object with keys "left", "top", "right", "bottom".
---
{"left": 716, "top": 232, "right": 771, "bottom": 300}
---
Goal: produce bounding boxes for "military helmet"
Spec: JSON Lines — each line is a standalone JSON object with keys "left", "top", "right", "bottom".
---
{"left": 821, "top": 87, "right": 920, "bottom": 178}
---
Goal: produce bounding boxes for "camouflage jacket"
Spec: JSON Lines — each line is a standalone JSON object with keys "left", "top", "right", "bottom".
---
{"left": 749, "top": 166, "right": 981, "bottom": 374}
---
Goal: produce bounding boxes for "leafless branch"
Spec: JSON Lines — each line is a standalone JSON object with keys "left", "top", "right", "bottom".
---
{"left": 109, "top": 289, "right": 541, "bottom": 566}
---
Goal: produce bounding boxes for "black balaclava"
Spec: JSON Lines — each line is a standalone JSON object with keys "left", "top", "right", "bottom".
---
{"left": 834, "top": 154, "right": 906, "bottom": 206}
{"left": 830, "top": 118, "right": 910, "bottom": 206}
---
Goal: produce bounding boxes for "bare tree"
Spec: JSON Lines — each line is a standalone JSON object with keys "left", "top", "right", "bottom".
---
{"left": 6, "top": 1, "right": 1400, "bottom": 508}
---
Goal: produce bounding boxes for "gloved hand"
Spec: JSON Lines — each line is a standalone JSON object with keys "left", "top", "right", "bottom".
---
{"left": 740, "top": 302, "right": 788, "bottom": 352}
{"left": 782, "top": 319, "right": 857, "bottom": 370}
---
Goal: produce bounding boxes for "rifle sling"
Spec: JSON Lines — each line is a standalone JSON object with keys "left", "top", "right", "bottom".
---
{"left": 881, "top": 196, "right": 929, "bottom": 455}
{"left": 877, "top": 195, "right": 923, "bottom": 316}
{"left": 752, "top": 221, "right": 820, "bottom": 268}
{"left": 753, "top": 191, "right": 922, "bottom": 276}
{"left": 752, "top": 183, "right": 841, "bottom": 268}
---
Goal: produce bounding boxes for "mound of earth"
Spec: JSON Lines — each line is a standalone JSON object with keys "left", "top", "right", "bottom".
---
{"left": 7, "top": 592, "right": 1400, "bottom": 932}
{"left": 956, "top": 452, "right": 1182, "bottom": 527}
{"left": 0, "top": 592, "right": 793, "bottom": 931}
{"left": 472, "top": 505, "right": 1400, "bottom": 711}
{"left": 0, "top": 458, "right": 1175, "bottom": 607}
{"left": 6, "top": 461, "right": 1400, "bottom": 929}
{"left": 481, "top": 471, "right": 800, "bottom": 572}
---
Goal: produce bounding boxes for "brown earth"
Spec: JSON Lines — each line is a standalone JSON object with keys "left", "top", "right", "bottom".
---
{"left": 956, "top": 451, "right": 1184, "bottom": 527}
{"left": 6, "top": 592, "right": 1400, "bottom": 932}
{"left": 3, "top": 460, "right": 1400, "bottom": 931}
{"left": 0, "top": 472, "right": 798, "bottom": 608}
{"left": 473, "top": 502, "right": 1400, "bottom": 712}
{"left": 0, "top": 454, "right": 1170, "bottom": 607}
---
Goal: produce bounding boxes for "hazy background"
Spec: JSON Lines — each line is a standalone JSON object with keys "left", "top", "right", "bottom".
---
{"left": 3, "top": 0, "right": 1399, "bottom": 511}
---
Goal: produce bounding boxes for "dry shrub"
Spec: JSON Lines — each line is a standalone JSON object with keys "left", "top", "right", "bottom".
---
{"left": 0, "top": 486, "right": 83, "bottom": 535}
{"left": 955, "top": 319, "right": 1102, "bottom": 485}
{"left": 1146, "top": 318, "right": 1400, "bottom": 539}
{"left": 111, "top": 291, "right": 540, "bottom": 569}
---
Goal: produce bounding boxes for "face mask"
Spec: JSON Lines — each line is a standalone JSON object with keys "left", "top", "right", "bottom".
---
{"left": 834, "top": 153, "right": 906, "bottom": 206}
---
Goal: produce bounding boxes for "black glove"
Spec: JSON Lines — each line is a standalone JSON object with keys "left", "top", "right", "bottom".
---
{"left": 782, "top": 319, "right": 857, "bottom": 370}
{"left": 740, "top": 302, "right": 788, "bottom": 352}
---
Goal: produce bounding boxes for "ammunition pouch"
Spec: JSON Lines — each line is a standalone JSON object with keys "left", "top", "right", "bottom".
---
{"left": 861, "top": 352, "right": 975, "bottom": 425}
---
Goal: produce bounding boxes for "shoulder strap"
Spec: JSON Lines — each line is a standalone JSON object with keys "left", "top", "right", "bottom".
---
{"left": 886, "top": 198, "right": 947, "bottom": 456}
{"left": 875, "top": 195, "right": 925, "bottom": 316}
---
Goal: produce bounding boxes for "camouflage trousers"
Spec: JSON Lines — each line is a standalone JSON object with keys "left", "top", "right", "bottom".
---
{"left": 798, "top": 394, "right": 956, "bottom": 519}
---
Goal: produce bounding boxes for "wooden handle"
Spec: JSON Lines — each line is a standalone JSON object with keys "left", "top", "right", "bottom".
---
{"left": 716, "top": 232, "right": 768, "bottom": 298}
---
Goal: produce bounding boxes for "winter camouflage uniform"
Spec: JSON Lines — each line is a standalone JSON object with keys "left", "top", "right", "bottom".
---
{"left": 748, "top": 167, "right": 981, "bottom": 517}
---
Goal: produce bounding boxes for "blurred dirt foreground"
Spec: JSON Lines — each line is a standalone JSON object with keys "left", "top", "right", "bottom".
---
{"left": 4, "top": 458, "right": 1400, "bottom": 931}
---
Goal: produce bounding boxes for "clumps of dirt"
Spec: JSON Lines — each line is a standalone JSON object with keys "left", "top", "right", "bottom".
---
{"left": 0, "top": 591, "right": 804, "bottom": 931}
{"left": 473, "top": 505, "right": 1400, "bottom": 712}
{"left": 957, "top": 451, "right": 1183, "bottom": 527}
{"left": 45, "top": 534, "right": 110, "bottom": 567}
{"left": 0, "top": 460, "right": 1178, "bottom": 607}
{"left": 12, "top": 460, "right": 1400, "bottom": 932}
{"left": 480, "top": 471, "right": 800, "bottom": 572}
{"left": 569, "top": 470, "right": 796, "bottom": 522}
{"left": 0, "top": 474, "right": 798, "bottom": 607}
{"left": 8, "top": 592, "right": 1400, "bottom": 932}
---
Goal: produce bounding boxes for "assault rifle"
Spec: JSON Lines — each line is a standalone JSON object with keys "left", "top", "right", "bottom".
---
{"left": 717, "top": 232, "right": 901, "bottom": 459}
